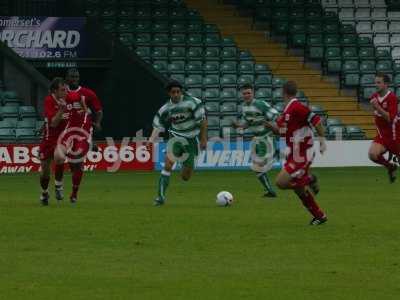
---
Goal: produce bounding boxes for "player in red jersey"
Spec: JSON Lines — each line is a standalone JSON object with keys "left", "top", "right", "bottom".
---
{"left": 368, "top": 72, "right": 399, "bottom": 182}
{"left": 54, "top": 90, "right": 91, "bottom": 204}
{"left": 266, "top": 81, "right": 328, "bottom": 225}
{"left": 39, "top": 78, "right": 69, "bottom": 206}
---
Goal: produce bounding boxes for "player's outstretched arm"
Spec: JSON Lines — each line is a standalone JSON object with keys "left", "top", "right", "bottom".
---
{"left": 314, "top": 122, "right": 327, "bottom": 154}
{"left": 148, "top": 128, "right": 161, "bottom": 144}
{"left": 264, "top": 121, "right": 279, "bottom": 135}
{"left": 50, "top": 102, "right": 66, "bottom": 128}
{"left": 200, "top": 119, "right": 207, "bottom": 150}
{"left": 370, "top": 98, "right": 391, "bottom": 122}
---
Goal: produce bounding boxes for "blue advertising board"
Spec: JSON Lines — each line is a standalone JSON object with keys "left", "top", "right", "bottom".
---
{"left": 0, "top": 16, "right": 87, "bottom": 59}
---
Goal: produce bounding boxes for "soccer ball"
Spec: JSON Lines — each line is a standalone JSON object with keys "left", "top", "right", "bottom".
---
{"left": 216, "top": 191, "right": 234, "bottom": 207}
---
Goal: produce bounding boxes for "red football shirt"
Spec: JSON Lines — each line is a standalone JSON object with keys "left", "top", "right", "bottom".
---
{"left": 42, "top": 94, "right": 69, "bottom": 142}
{"left": 371, "top": 91, "right": 398, "bottom": 140}
{"left": 67, "top": 86, "right": 102, "bottom": 126}
{"left": 276, "top": 98, "right": 321, "bottom": 159}
{"left": 64, "top": 91, "right": 91, "bottom": 132}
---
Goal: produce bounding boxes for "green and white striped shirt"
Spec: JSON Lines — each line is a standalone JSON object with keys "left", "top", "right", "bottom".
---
{"left": 153, "top": 94, "right": 205, "bottom": 138}
{"left": 241, "top": 99, "right": 278, "bottom": 137}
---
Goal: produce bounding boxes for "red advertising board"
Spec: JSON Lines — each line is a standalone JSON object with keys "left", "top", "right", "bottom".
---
{"left": 0, "top": 143, "right": 154, "bottom": 174}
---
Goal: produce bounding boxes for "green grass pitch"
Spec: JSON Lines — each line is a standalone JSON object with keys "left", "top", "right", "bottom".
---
{"left": 1, "top": 168, "right": 400, "bottom": 299}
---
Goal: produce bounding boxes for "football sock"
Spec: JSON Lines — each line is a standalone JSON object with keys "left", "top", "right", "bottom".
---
{"left": 40, "top": 176, "right": 50, "bottom": 193}
{"left": 71, "top": 165, "right": 83, "bottom": 198}
{"left": 158, "top": 170, "right": 171, "bottom": 199}
{"left": 54, "top": 164, "right": 64, "bottom": 185}
{"left": 257, "top": 172, "right": 275, "bottom": 194}
{"left": 297, "top": 190, "right": 325, "bottom": 219}
{"left": 372, "top": 154, "right": 393, "bottom": 169}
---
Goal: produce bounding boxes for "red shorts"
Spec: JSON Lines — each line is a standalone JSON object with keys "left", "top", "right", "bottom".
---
{"left": 373, "top": 135, "right": 400, "bottom": 155}
{"left": 284, "top": 148, "right": 314, "bottom": 187}
{"left": 39, "top": 139, "right": 57, "bottom": 161}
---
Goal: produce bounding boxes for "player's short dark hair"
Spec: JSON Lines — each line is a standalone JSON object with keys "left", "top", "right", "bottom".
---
{"left": 49, "top": 77, "right": 65, "bottom": 92}
{"left": 376, "top": 72, "right": 391, "bottom": 84}
{"left": 283, "top": 81, "right": 297, "bottom": 97}
{"left": 240, "top": 83, "right": 254, "bottom": 91}
{"left": 166, "top": 79, "right": 183, "bottom": 91}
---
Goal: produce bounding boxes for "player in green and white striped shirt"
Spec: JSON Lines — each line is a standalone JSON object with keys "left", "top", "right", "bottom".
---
{"left": 233, "top": 84, "right": 278, "bottom": 197}
{"left": 149, "top": 80, "right": 207, "bottom": 206}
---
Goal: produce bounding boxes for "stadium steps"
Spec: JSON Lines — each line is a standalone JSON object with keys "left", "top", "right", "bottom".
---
{"left": 185, "top": 0, "right": 375, "bottom": 139}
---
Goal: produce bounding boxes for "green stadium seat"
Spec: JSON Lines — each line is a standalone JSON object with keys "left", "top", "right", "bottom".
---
{"left": 221, "top": 74, "right": 237, "bottom": 88}
{"left": 185, "top": 61, "right": 203, "bottom": 74}
{"left": 344, "top": 73, "right": 360, "bottom": 87}
{"left": 220, "top": 115, "right": 238, "bottom": 128}
{"left": 153, "top": 61, "right": 168, "bottom": 74}
{"left": 204, "top": 34, "right": 221, "bottom": 47}
{"left": 103, "top": 21, "right": 116, "bottom": 33}
{"left": 359, "top": 60, "right": 375, "bottom": 74}
{"left": 272, "top": 77, "right": 286, "bottom": 88}
{"left": 152, "top": 7, "right": 169, "bottom": 20}
{"left": 362, "top": 87, "right": 376, "bottom": 101}
{"left": 255, "top": 75, "right": 272, "bottom": 88}
{"left": 187, "top": 22, "right": 203, "bottom": 33}
{"left": 170, "top": 33, "right": 186, "bottom": 46}
{"left": 359, "top": 47, "right": 375, "bottom": 60}
{"left": 290, "top": 21, "right": 306, "bottom": 34}
{"left": 308, "top": 47, "right": 323, "bottom": 60}
{"left": 0, "top": 119, "right": 17, "bottom": 128}
{"left": 342, "top": 60, "right": 359, "bottom": 74}
{"left": 376, "top": 61, "right": 393, "bottom": 73}
{"left": 273, "top": 102, "right": 285, "bottom": 112}
{"left": 221, "top": 47, "right": 237, "bottom": 61}
{"left": 203, "top": 24, "right": 219, "bottom": 34}
{"left": 119, "top": 33, "right": 134, "bottom": 46}
{"left": 203, "top": 61, "right": 220, "bottom": 75}
{"left": 205, "top": 102, "right": 219, "bottom": 114}
{"left": 237, "top": 75, "right": 254, "bottom": 86}
{"left": 186, "top": 88, "right": 202, "bottom": 99}
{"left": 341, "top": 34, "right": 358, "bottom": 47}
{"left": 221, "top": 37, "right": 236, "bottom": 47}
{"left": 134, "top": 6, "right": 151, "bottom": 19}
{"left": 118, "top": 8, "right": 134, "bottom": 19}
{"left": 307, "top": 34, "right": 323, "bottom": 47}
{"left": 135, "top": 33, "right": 152, "bottom": 46}
{"left": 291, "top": 34, "right": 306, "bottom": 48}
{"left": 342, "top": 47, "right": 358, "bottom": 60}
{"left": 170, "top": 21, "right": 186, "bottom": 33}
{"left": 0, "top": 106, "right": 19, "bottom": 118}
{"left": 307, "top": 21, "right": 322, "bottom": 34}
{"left": 204, "top": 88, "right": 220, "bottom": 101}
{"left": 272, "top": 88, "right": 283, "bottom": 102}
{"left": 19, "top": 106, "right": 37, "bottom": 118}
{"left": 393, "top": 74, "right": 400, "bottom": 86}
{"left": 360, "top": 74, "right": 375, "bottom": 86}
{"left": 255, "top": 88, "right": 272, "bottom": 100}
{"left": 170, "top": 8, "right": 187, "bottom": 21}
{"left": 152, "top": 33, "right": 169, "bottom": 46}
{"left": 203, "top": 75, "right": 220, "bottom": 88}
{"left": 133, "top": 21, "right": 151, "bottom": 33}
{"left": 255, "top": 64, "right": 271, "bottom": 75}
{"left": 325, "top": 47, "right": 341, "bottom": 60}
{"left": 393, "top": 62, "right": 400, "bottom": 74}
{"left": 324, "top": 21, "right": 339, "bottom": 34}
{"left": 220, "top": 61, "right": 237, "bottom": 74}
{"left": 238, "top": 61, "right": 255, "bottom": 74}
{"left": 186, "top": 47, "right": 203, "bottom": 60}
{"left": 238, "top": 50, "right": 253, "bottom": 61}
{"left": 376, "top": 49, "right": 391, "bottom": 60}
{"left": 169, "top": 47, "right": 186, "bottom": 60}
{"left": 208, "top": 129, "right": 220, "bottom": 138}
{"left": 17, "top": 119, "right": 36, "bottom": 129}
{"left": 152, "top": 47, "right": 168, "bottom": 59}
{"left": 152, "top": 22, "right": 169, "bottom": 33}
{"left": 185, "top": 75, "right": 202, "bottom": 88}
{"left": 168, "top": 61, "right": 185, "bottom": 74}
{"left": 220, "top": 102, "right": 238, "bottom": 114}
{"left": 135, "top": 46, "right": 151, "bottom": 59}
{"left": 16, "top": 128, "right": 37, "bottom": 142}
{"left": 324, "top": 34, "right": 340, "bottom": 46}
{"left": 204, "top": 47, "right": 220, "bottom": 61}
{"left": 358, "top": 36, "right": 373, "bottom": 46}
{"left": 274, "top": 21, "right": 289, "bottom": 34}
{"left": 187, "top": 33, "right": 203, "bottom": 46}
{"left": 207, "top": 116, "right": 220, "bottom": 129}
{"left": 346, "top": 126, "right": 365, "bottom": 140}
{"left": 326, "top": 118, "right": 343, "bottom": 127}
{"left": 0, "top": 128, "right": 15, "bottom": 141}
{"left": 221, "top": 88, "right": 237, "bottom": 101}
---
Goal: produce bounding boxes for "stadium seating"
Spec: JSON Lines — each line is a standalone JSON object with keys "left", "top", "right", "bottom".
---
{"left": 81, "top": 0, "right": 373, "bottom": 140}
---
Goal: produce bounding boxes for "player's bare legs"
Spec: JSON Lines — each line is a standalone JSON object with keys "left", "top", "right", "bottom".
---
{"left": 39, "top": 158, "right": 52, "bottom": 205}
{"left": 368, "top": 142, "right": 397, "bottom": 182}
{"left": 276, "top": 169, "right": 326, "bottom": 225}
{"left": 69, "top": 162, "right": 84, "bottom": 203}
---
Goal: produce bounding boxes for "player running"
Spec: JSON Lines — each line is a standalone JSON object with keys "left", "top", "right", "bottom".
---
{"left": 266, "top": 81, "right": 328, "bottom": 225}
{"left": 53, "top": 90, "right": 91, "bottom": 204}
{"left": 233, "top": 84, "right": 278, "bottom": 197}
{"left": 368, "top": 72, "right": 399, "bottom": 182}
{"left": 39, "top": 78, "right": 69, "bottom": 206}
{"left": 148, "top": 80, "right": 207, "bottom": 206}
